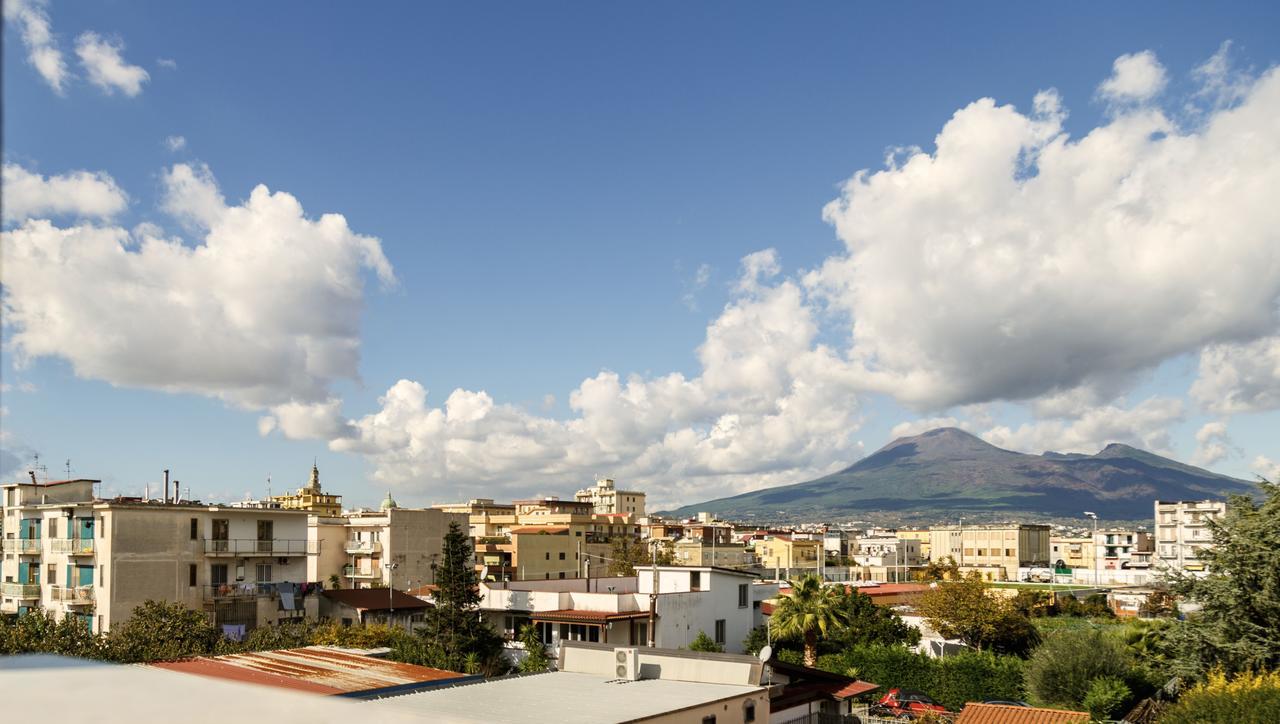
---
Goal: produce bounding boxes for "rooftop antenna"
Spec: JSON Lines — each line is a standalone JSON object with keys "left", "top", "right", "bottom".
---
{"left": 32, "top": 453, "right": 48, "bottom": 483}
{"left": 65, "top": 459, "right": 72, "bottom": 478}
{"left": 266, "top": 474, "right": 272, "bottom": 500}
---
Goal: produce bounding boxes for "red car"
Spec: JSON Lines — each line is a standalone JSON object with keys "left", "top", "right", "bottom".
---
{"left": 871, "top": 688, "right": 950, "bottom": 720}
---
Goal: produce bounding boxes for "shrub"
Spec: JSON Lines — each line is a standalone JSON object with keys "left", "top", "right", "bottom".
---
{"left": 689, "top": 631, "right": 724, "bottom": 653}
{"left": 1082, "top": 676, "right": 1130, "bottom": 720}
{"left": 1160, "top": 669, "right": 1280, "bottom": 724}
{"left": 811, "top": 645, "right": 1025, "bottom": 711}
{"left": 1025, "top": 628, "right": 1130, "bottom": 710}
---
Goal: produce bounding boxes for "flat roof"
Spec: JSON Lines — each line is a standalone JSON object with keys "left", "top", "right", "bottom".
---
{"left": 369, "top": 671, "right": 763, "bottom": 724}
{"left": 148, "top": 646, "right": 466, "bottom": 696}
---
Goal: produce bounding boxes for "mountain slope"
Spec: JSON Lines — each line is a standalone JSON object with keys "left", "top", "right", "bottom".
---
{"left": 662, "top": 428, "right": 1254, "bottom": 521}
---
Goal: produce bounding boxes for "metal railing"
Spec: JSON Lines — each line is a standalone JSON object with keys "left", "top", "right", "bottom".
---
{"left": 203, "top": 582, "right": 323, "bottom": 602}
{"left": 203, "top": 539, "right": 317, "bottom": 556}
{"left": 342, "top": 565, "right": 381, "bottom": 578}
{"left": 2, "top": 539, "right": 43, "bottom": 554}
{"left": 0, "top": 582, "right": 41, "bottom": 598}
{"left": 344, "top": 540, "right": 382, "bottom": 554}
{"left": 50, "top": 585, "right": 95, "bottom": 604}
{"left": 51, "top": 539, "right": 96, "bottom": 555}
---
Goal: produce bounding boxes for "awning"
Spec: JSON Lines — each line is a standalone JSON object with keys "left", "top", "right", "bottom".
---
{"left": 530, "top": 610, "right": 651, "bottom": 624}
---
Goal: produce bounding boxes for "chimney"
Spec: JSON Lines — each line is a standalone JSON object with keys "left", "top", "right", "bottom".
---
{"left": 173, "top": 481, "right": 180, "bottom": 503}
{"left": 164, "top": 469, "right": 170, "bottom": 505}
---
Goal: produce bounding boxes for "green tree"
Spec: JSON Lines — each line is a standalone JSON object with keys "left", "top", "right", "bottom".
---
{"left": 607, "top": 537, "right": 671, "bottom": 576}
{"left": 689, "top": 630, "right": 724, "bottom": 653}
{"left": 327, "top": 574, "right": 341, "bottom": 590}
{"left": 1163, "top": 480, "right": 1280, "bottom": 680}
{"left": 770, "top": 574, "right": 851, "bottom": 667}
{"left": 916, "top": 556, "right": 960, "bottom": 582}
{"left": 916, "top": 575, "right": 1040, "bottom": 655}
{"left": 1082, "top": 676, "right": 1131, "bottom": 720}
{"left": 823, "top": 588, "right": 921, "bottom": 652}
{"left": 0, "top": 610, "right": 106, "bottom": 659}
{"left": 415, "top": 521, "right": 506, "bottom": 674}
{"left": 518, "top": 624, "right": 551, "bottom": 672}
{"left": 742, "top": 625, "right": 770, "bottom": 656}
{"left": 243, "top": 621, "right": 315, "bottom": 651}
{"left": 106, "top": 600, "right": 222, "bottom": 662}
{"left": 1024, "top": 628, "right": 1131, "bottom": 711}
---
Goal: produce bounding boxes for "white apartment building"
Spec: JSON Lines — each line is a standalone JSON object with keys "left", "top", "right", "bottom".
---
{"left": 479, "top": 567, "right": 776, "bottom": 657}
{"left": 2, "top": 478, "right": 319, "bottom": 633}
{"left": 851, "top": 536, "right": 921, "bottom": 567}
{"left": 1155, "top": 499, "right": 1226, "bottom": 573}
{"left": 574, "top": 478, "right": 646, "bottom": 516}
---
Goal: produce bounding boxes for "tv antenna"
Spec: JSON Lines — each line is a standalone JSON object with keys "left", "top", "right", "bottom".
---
{"left": 66, "top": 459, "right": 72, "bottom": 478}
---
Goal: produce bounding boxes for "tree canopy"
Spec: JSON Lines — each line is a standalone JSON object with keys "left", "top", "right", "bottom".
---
{"left": 916, "top": 574, "right": 1040, "bottom": 656}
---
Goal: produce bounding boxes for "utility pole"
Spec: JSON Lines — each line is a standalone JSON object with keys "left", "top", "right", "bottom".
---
{"left": 647, "top": 539, "right": 659, "bottom": 647}
{"left": 387, "top": 562, "right": 399, "bottom": 627}
{"left": 1084, "top": 512, "right": 1098, "bottom": 587}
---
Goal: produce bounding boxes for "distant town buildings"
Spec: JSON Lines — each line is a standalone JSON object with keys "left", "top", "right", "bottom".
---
{"left": 1155, "top": 499, "right": 1226, "bottom": 573}
{"left": 270, "top": 463, "right": 342, "bottom": 517}
{"left": 574, "top": 477, "right": 646, "bottom": 516}
{"left": 929, "top": 523, "right": 1051, "bottom": 580}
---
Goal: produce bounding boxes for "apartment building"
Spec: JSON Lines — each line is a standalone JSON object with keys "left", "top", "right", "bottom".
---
{"left": 851, "top": 536, "right": 921, "bottom": 567}
{"left": 671, "top": 539, "right": 753, "bottom": 568}
{"left": 928, "top": 524, "right": 1050, "bottom": 580}
{"left": 1095, "top": 529, "right": 1153, "bottom": 571}
{"left": 755, "top": 537, "right": 822, "bottom": 574}
{"left": 480, "top": 567, "right": 776, "bottom": 655}
{"left": 1, "top": 478, "right": 319, "bottom": 633}
{"left": 1050, "top": 536, "right": 1094, "bottom": 571}
{"left": 896, "top": 528, "right": 932, "bottom": 561}
{"left": 448, "top": 497, "right": 641, "bottom": 582}
{"left": 574, "top": 477, "right": 646, "bottom": 516}
{"left": 1155, "top": 500, "right": 1226, "bottom": 573}
{"left": 309, "top": 502, "right": 468, "bottom": 590}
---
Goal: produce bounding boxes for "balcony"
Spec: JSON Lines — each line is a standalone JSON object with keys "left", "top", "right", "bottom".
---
{"left": 344, "top": 540, "right": 383, "bottom": 554}
{"left": 1, "top": 582, "right": 41, "bottom": 598}
{"left": 51, "top": 539, "right": 96, "bottom": 555}
{"left": 2, "top": 539, "right": 43, "bottom": 554}
{"left": 203, "top": 582, "right": 271, "bottom": 601}
{"left": 203, "top": 539, "right": 317, "bottom": 556}
{"left": 342, "top": 565, "right": 381, "bottom": 579}
{"left": 50, "top": 585, "right": 95, "bottom": 605}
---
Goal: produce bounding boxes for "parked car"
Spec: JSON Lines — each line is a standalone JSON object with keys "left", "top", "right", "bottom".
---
{"left": 870, "top": 688, "right": 950, "bottom": 719}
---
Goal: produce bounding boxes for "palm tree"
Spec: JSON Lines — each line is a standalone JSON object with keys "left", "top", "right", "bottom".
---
{"left": 770, "top": 573, "right": 851, "bottom": 667}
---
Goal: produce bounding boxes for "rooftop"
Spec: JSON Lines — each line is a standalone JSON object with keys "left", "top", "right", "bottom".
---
{"left": 148, "top": 646, "right": 468, "bottom": 697}
{"left": 369, "top": 671, "right": 763, "bottom": 724}
{"left": 322, "top": 588, "right": 430, "bottom": 612}
{"left": 955, "top": 703, "right": 1089, "bottom": 724}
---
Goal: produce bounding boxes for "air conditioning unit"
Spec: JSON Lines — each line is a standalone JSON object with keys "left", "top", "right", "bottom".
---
{"left": 614, "top": 647, "right": 641, "bottom": 681}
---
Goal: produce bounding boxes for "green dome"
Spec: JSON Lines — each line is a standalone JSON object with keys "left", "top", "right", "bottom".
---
{"left": 380, "top": 491, "right": 398, "bottom": 510}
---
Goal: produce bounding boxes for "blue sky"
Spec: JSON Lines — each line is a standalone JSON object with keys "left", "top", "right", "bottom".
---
{"left": 4, "top": 2, "right": 1280, "bottom": 510}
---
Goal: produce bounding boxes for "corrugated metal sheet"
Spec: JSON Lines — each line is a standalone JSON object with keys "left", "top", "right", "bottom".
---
{"left": 955, "top": 703, "right": 1089, "bottom": 724}
{"left": 149, "top": 646, "right": 465, "bottom": 695}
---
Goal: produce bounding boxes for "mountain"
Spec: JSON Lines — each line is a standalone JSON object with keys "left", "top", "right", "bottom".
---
{"left": 662, "top": 428, "right": 1255, "bottom": 522}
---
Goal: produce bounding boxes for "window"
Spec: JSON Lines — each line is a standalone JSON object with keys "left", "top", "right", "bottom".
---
{"left": 738, "top": 583, "right": 748, "bottom": 608}
{"left": 212, "top": 519, "right": 229, "bottom": 540}
{"left": 256, "top": 563, "right": 272, "bottom": 583}
{"left": 50, "top": 519, "right": 58, "bottom": 539}
{"left": 47, "top": 563, "right": 55, "bottom": 579}
{"left": 558, "top": 572, "right": 566, "bottom": 579}
{"left": 690, "top": 571, "right": 702, "bottom": 591}
{"left": 545, "top": 552, "right": 550, "bottom": 560}
{"left": 714, "top": 619, "right": 726, "bottom": 645}
{"left": 559, "top": 552, "right": 565, "bottom": 560}
{"left": 188, "top": 564, "right": 197, "bottom": 587}
{"left": 701, "top": 716, "right": 716, "bottom": 724}
{"left": 744, "top": 700, "right": 756, "bottom": 723}
{"left": 211, "top": 564, "right": 228, "bottom": 586}
{"left": 1005, "top": 548, "right": 1014, "bottom": 557}
{"left": 190, "top": 518, "right": 198, "bottom": 540}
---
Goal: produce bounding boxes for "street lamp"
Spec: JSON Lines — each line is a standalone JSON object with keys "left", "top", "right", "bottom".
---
{"left": 1083, "top": 512, "right": 1098, "bottom": 587}
{"left": 386, "top": 562, "right": 400, "bottom": 625}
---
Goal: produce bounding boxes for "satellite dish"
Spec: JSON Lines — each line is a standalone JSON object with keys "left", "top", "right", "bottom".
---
{"left": 759, "top": 645, "right": 773, "bottom": 662}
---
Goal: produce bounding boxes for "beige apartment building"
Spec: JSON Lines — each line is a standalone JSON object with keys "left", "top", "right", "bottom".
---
{"left": 308, "top": 498, "right": 468, "bottom": 590}
{"left": 270, "top": 464, "right": 342, "bottom": 517}
{"left": 574, "top": 477, "right": 646, "bottom": 516}
{"left": 442, "top": 497, "right": 641, "bottom": 581}
{"left": 929, "top": 524, "right": 1050, "bottom": 580}
{"left": 2, "top": 478, "right": 319, "bottom": 634}
{"left": 755, "top": 537, "right": 822, "bottom": 573}
{"left": 1155, "top": 500, "right": 1226, "bottom": 573}
{"left": 671, "top": 539, "right": 753, "bottom": 568}
{"left": 1050, "top": 536, "right": 1095, "bottom": 570}
{"left": 896, "top": 528, "right": 932, "bottom": 561}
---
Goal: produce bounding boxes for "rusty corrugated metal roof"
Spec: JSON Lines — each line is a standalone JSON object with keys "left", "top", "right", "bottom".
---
{"left": 148, "top": 646, "right": 465, "bottom": 695}
{"left": 955, "top": 703, "right": 1090, "bottom": 724}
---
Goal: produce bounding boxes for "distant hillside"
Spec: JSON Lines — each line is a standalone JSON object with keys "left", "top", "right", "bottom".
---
{"left": 662, "top": 427, "right": 1255, "bottom": 522}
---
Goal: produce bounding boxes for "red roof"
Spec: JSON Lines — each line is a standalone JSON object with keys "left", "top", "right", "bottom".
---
{"left": 149, "top": 646, "right": 466, "bottom": 695}
{"left": 832, "top": 680, "right": 880, "bottom": 698}
{"left": 530, "top": 609, "right": 651, "bottom": 623}
{"left": 853, "top": 583, "right": 928, "bottom": 597}
{"left": 955, "top": 703, "right": 1089, "bottom": 724}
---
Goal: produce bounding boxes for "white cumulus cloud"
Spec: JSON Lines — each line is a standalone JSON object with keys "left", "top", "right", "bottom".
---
{"left": 1098, "top": 50, "right": 1168, "bottom": 103}
{"left": 815, "top": 52, "right": 1280, "bottom": 411}
{"left": 1, "top": 163, "right": 394, "bottom": 413}
{"left": 164, "top": 135, "right": 187, "bottom": 152}
{"left": 1191, "top": 337, "right": 1280, "bottom": 415}
{"left": 1192, "top": 420, "right": 1234, "bottom": 467}
{"left": 75, "top": 31, "right": 149, "bottom": 96}
{"left": 2, "top": 163, "right": 128, "bottom": 224}
{"left": 980, "top": 397, "right": 1184, "bottom": 457}
{"left": 3, "top": 0, "right": 69, "bottom": 94}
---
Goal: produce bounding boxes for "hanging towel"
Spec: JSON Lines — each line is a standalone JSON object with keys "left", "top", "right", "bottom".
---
{"left": 280, "top": 592, "right": 295, "bottom": 610}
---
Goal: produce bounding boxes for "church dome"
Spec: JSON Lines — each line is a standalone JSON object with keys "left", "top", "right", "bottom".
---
{"left": 380, "top": 491, "right": 398, "bottom": 510}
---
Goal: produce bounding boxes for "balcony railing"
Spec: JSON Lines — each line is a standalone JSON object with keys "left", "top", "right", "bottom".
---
{"left": 50, "top": 585, "right": 95, "bottom": 605}
{"left": 1, "top": 582, "right": 41, "bottom": 598}
{"left": 2, "top": 539, "right": 43, "bottom": 554}
{"left": 344, "top": 540, "right": 382, "bottom": 554}
{"left": 203, "top": 539, "right": 317, "bottom": 556}
{"left": 342, "top": 565, "right": 381, "bottom": 579}
{"left": 203, "top": 582, "right": 323, "bottom": 603}
{"left": 51, "top": 539, "right": 96, "bottom": 555}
